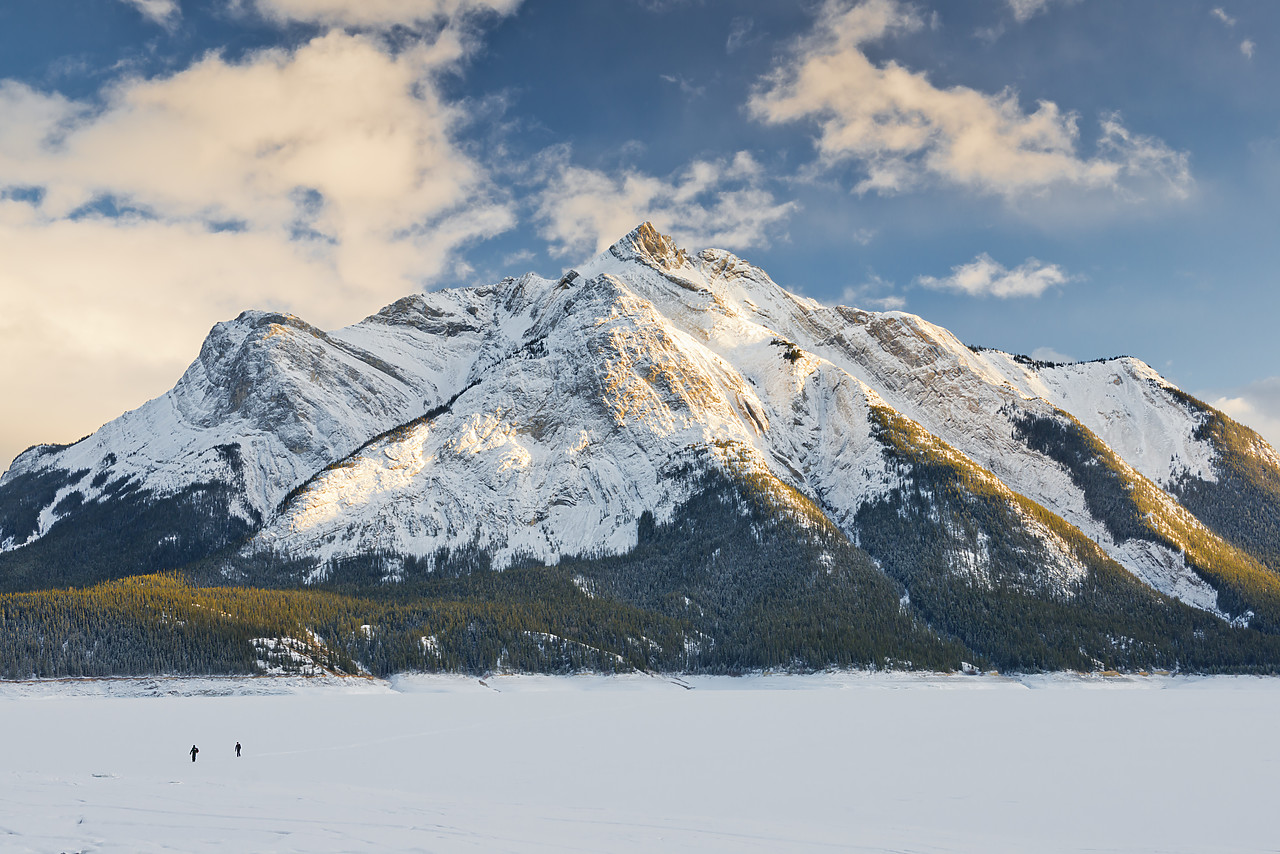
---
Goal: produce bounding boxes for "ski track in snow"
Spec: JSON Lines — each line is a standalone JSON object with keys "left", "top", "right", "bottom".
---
{"left": 2, "top": 673, "right": 1278, "bottom": 853}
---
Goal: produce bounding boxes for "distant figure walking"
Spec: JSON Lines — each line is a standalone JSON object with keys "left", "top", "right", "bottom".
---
{"left": 235, "top": 742, "right": 241, "bottom": 758}
{"left": 190, "top": 744, "right": 199, "bottom": 763}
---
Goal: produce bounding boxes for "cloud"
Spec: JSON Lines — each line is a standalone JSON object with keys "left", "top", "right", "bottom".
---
{"left": 1211, "top": 7, "right": 1236, "bottom": 27}
{"left": 1030, "top": 346, "right": 1074, "bottom": 364}
{"left": 0, "top": 205, "right": 361, "bottom": 470}
{"left": 249, "top": 0, "right": 520, "bottom": 29}
{"left": 917, "top": 253, "right": 1070, "bottom": 298}
{"left": 1208, "top": 377, "right": 1280, "bottom": 452}
{"left": 659, "top": 73, "right": 705, "bottom": 98}
{"left": 852, "top": 292, "right": 906, "bottom": 310}
{"left": 864, "top": 294, "right": 906, "bottom": 310}
{"left": 1006, "top": 0, "right": 1052, "bottom": 23}
{"left": 0, "top": 29, "right": 515, "bottom": 469}
{"left": 726, "top": 17, "right": 760, "bottom": 54}
{"left": 1241, "top": 39, "right": 1255, "bottom": 59}
{"left": 534, "top": 150, "right": 798, "bottom": 258}
{"left": 0, "top": 32, "right": 512, "bottom": 297}
{"left": 1095, "top": 112, "right": 1193, "bottom": 200}
{"left": 979, "top": 0, "right": 1073, "bottom": 40}
{"left": 837, "top": 271, "right": 904, "bottom": 310}
{"left": 119, "top": 0, "right": 181, "bottom": 26}
{"left": 748, "top": 0, "right": 1193, "bottom": 201}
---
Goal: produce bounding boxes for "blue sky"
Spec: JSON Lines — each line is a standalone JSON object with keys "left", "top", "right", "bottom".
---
{"left": 1, "top": 0, "right": 1277, "bottom": 468}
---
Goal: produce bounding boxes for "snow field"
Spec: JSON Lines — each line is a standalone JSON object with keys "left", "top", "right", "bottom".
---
{"left": 1, "top": 673, "right": 1278, "bottom": 853}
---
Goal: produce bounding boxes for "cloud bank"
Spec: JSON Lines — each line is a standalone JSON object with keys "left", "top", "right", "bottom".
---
{"left": 0, "top": 23, "right": 516, "bottom": 467}
{"left": 749, "top": 0, "right": 1192, "bottom": 200}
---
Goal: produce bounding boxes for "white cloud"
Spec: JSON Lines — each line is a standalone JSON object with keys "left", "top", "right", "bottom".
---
{"left": 1006, "top": 0, "right": 1052, "bottom": 23}
{"left": 917, "top": 253, "right": 1069, "bottom": 298}
{"left": 1208, "top": 377, "right": 1280, "bottom": 452}
{"left": 1095, "top": 113, "right": 1193, "bottom": 200}
{"left": 250, "top": 0, "right": 520, "bottom": 28}
{"left": 0, "top": 29, "right": 514, "bottom": 470}
{"left": 0, "top": 32, "right": 511, "bottom": 290}
{"left": 1030, "top": 346, "right": 1074, "bottom": 364}
{"left": 748, "top": 0, "right": 1193, "bottom": 201}
{"left": 118, "top": 0, "right": 180, "bottom": 26}
{"left": 659, "top": 74, "right": 705, "bottom": 98}
{"left": 862, "top": 294, "right": 906, "bottom": 310}
{"left": 836, "top": 271, "right": 903, "bottom": 310}
{"left": 1209, "top": 9, "right": 1255, "bottom": 61}
{"left": 0, "top": 206, "right": 359, "bottom": 469}
{"left": 534, "top": 150, "right": 797, "bottom": 258}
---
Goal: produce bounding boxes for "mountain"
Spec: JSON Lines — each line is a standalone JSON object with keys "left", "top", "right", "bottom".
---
{"left": 5, "top": 223, "right": 1280, "bottom": 675}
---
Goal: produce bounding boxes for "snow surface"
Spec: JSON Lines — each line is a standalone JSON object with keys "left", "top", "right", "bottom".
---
{"left": 2, "top": 673, "right": 1278, "bottom": 853}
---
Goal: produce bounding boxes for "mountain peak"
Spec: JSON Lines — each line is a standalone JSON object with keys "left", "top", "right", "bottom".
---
{"left": 609, "top": 222, "right": 687, "bottom": 270}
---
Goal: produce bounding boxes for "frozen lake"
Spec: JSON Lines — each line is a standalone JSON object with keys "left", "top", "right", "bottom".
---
{"left": 1, "top": 672, "right": 1278, "bottom": 853}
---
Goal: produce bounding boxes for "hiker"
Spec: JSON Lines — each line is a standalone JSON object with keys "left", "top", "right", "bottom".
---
{"left": 235, "top": 742, "right": 241, "bottom": 757}
{"left": 190, "top": 744, "right": 199, "bottom": 763}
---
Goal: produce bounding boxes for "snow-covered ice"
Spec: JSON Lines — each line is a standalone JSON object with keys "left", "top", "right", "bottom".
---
{"left": 2, "top": 672, "right": 1278, "bottom": 853}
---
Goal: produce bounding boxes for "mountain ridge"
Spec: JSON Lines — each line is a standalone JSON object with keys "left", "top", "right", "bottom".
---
{"left": 4, "top": 222, "right": 1280, "bottom": 675}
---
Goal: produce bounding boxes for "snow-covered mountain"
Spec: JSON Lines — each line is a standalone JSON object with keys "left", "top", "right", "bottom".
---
{"left": 5, "top": 224, "right": 1280, "bottom": 670}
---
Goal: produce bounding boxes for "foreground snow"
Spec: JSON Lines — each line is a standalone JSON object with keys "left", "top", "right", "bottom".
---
{"left": 2, "top": 672, "right": 1278, "bottom": 853}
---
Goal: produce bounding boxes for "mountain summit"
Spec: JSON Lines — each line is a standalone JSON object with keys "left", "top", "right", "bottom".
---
{"left": 5, "top": 224, "right": 1280, "bottom": 673}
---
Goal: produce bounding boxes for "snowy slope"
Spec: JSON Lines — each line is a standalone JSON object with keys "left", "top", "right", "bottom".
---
{"left": 0, "top": 297, "right": 493, "bottom": 552}
{"left": 253, "top": 267, "right": 803, "bottom": 571}
{"left": 248, "top": 227, "right": 1134, "bottom": 610}
{"left": 977, "top": 352, "right": 1218, "bottom": 488}
{"left": 5, "top": 224, "right": 1279, "bottom": 630}
{"left": 569, "top": 227, "right": 1236, "bottom": 611}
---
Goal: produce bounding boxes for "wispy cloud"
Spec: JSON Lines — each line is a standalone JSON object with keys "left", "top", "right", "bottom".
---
{"left": 534, "top": 150, "right": 797, "bottom": 258}
{"left": 979, "top": 0, "right": 1073, "bottom": 41}
{"left": 1006, "top": 0, "right": 1053, "bottom": 23}
{"left": 749, "top": 0, "right": 1193, "bottom": 202}
{"left": 1209, "top": 8, "right": 1255, "bottom": 60}
{"left": 837, "top": 271, "right": 904, "bottom": 310}
{"left": 863, "top": 294, "right": 906, "bottom": 310}
{"left": 118, "top": 0, "right": 181, "bottom": 27}
{"left": 726, "top": 17, "right": 760, "bottom": 54}
{"left": 249, "top": 0, "right": 520, "bottom": 29}
{"left": 917, "top": 253, "right": 1070, "bottom": 298}
{"left": 659, "top": 73, "right": 705, "bottom": 98}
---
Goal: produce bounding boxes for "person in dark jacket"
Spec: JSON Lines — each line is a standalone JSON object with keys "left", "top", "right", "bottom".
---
{"left": 235, "top": 742, "right": 241, "bottom": 757}
{"left": 190, "top": 744, "right": 199, "bottom": 763}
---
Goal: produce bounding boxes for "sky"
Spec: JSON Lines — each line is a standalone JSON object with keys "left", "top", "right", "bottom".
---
{"left": 1, "top": 0, "right": 1278, "bottom": 470}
